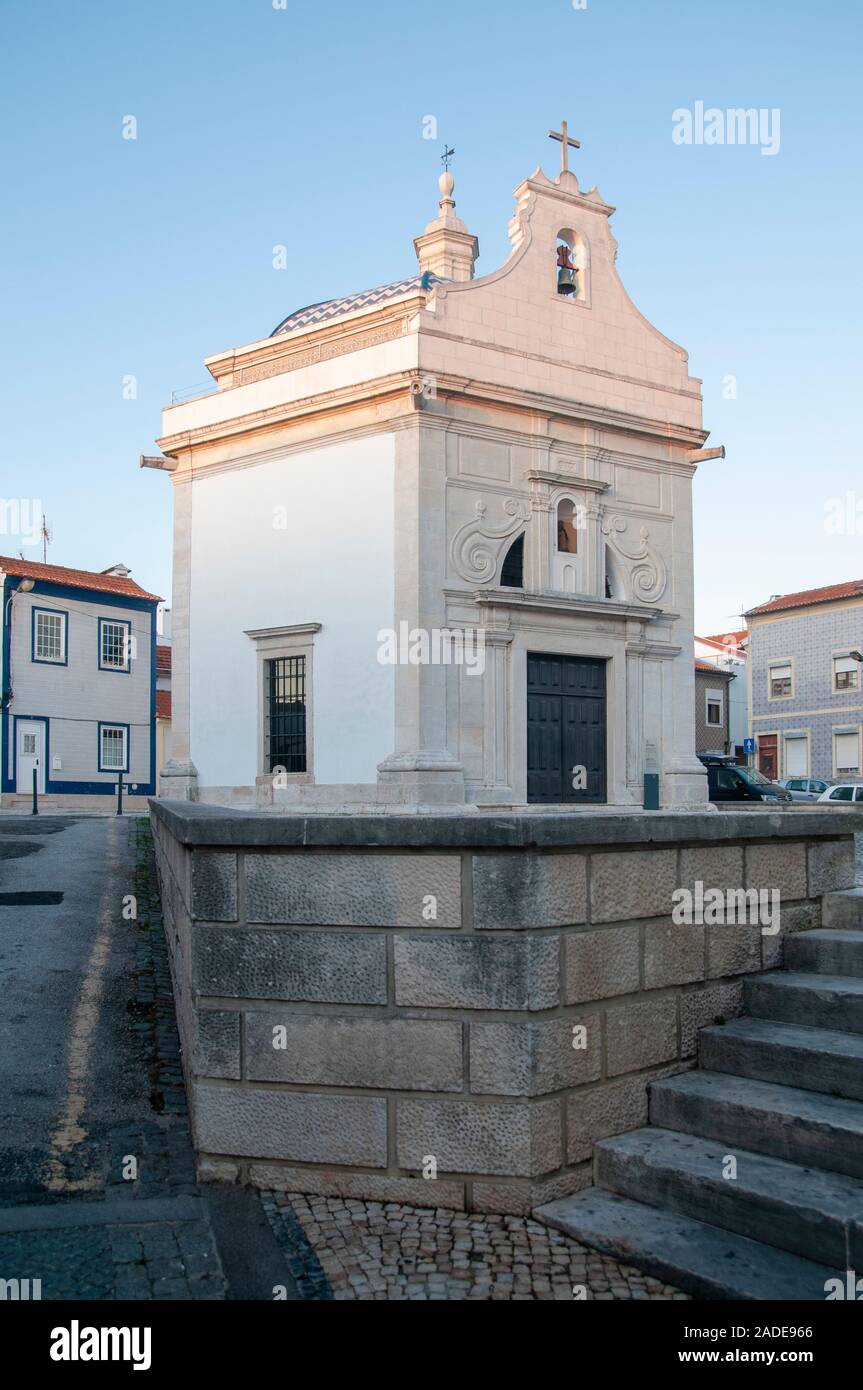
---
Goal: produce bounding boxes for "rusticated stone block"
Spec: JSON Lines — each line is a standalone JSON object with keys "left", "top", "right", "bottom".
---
{"left": 679, "top": 844, "right": 744, "bottom": 893}
{"left": 469, "top": 1016, "right": 601, "bottom": 1096}
{"left": 396, "top": 1097, "right": 561, "bottom": 1177}
{"left": 244, "top": 1013, "right": 462, "bottom": 1092}
{"left": 567, "top": 1075, "right": 651, "bottom": 1163}
{"left": 808, "top": 839, "right": 856, "bottom": 897}
{"left": 245, "top": 852, "right": 460, "bottom": 927}
{"left": 564, "top": 925, "right": 640, "bottom": 1003}
{"left": 472, "top": 1167, "right": 591, "bottom": 1216}
{"left": 472, "top": 852, "right": 586, "bottom": 929}
{"left": 644, "top": 920, "right": 705, "bottom": 989}
{"left": 589, "top": 850, "right": 678, "bottom": 924}
{"left": 192, "top": 926, "right": 386, "bottom": 1004}
{"left": 763, "top": 901, "right": 820, "bottom": 969}
{"left": 745, "top": 841, "right": 807, "bottom": 900}
{"left": 191, "top": 851, "right": 238, "bottom": 922}
{"left": 394, "top": 934, "right": 559, "bottom": 1011}
{"left": 706, "top": 923, "right": 762, "bottom": 978}
{"left": 605, "top": 996, "right": 678, "bottom": 1077}
{"left": 247, "top": 1165, "right": 466, "bottom": 1209}
{"left": 194, "top": 1083, "right": 387, "bottom": 1167}
{"left": 680, "top": 980, "right": 744, "bottom": 1057}
{"left": 194, "top": 1009, "right": 241, "bottom": 1079}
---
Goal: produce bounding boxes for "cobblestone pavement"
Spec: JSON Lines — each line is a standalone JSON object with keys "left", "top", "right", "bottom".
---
{"left": 264, "top": 1193, "right": 688, "bottom": 1301}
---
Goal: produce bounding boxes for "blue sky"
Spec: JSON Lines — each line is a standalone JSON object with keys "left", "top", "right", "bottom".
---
{"left": 1, "top": 0, "right": 860, "bottom": 634}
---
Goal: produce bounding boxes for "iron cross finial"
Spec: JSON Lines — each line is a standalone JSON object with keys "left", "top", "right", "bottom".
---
{"left": 441, "top": 145, "right": 455, "bottom": 171}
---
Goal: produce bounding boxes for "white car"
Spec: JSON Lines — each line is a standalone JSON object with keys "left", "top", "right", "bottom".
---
{"left": 817, "top": 782, "right": 863, "bottom": 803}
{"left": 778, "top": 777, "right": 834, "bottom": 802}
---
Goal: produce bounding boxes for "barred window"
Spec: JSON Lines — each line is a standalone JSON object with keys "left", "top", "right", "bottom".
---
{"left": 265, "top": 656, "right": 306, "bottom": 773}
{"left": 100, "top": 724, "right": 127, "bottom": 771}
{"left": 100, "top": 619, "right": 130, "bottom": 670}
{"left": 34, "top": 610, "right": 66, "bottom": 662}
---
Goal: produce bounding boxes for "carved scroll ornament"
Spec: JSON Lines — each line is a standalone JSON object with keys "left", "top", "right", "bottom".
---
{"left": 601, "top": 515, "right": 668, "bottom": 604}
{"left": 451, "top": 498, "right": 531, "bottom": 584}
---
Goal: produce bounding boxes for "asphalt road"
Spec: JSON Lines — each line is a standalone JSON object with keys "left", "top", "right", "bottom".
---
{"left": 0, "top": 815, "right": 313, "bottom": 1299}
{"left": 0, "top": 816, "right": 150, "bottom": 1200}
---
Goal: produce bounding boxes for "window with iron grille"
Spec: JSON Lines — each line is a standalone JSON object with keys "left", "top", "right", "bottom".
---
{"left": 99, "top": 724, "right": 128, "bottom": 771}
{"left": 265, "top": 656, "right": 307, "bottom": 773}
{"left": 34, "top": 609, "right": 66, "bottom": 662}
{"left": 100, "top": 619, "right": 130, "bottom": 670}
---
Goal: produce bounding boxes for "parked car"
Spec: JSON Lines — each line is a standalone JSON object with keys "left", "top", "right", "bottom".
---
{"left": 698, "top": 753, "right": 793, "bottom": 804}
{"left": 817, "top": 781, "right": 863, "bottom": 803}
{"left": 777, "top": 777, "right": 835, "bottom": 802}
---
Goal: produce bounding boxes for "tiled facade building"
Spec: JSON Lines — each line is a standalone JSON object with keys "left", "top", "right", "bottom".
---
{"left": 745, "top": 579, "right": 863, "bottom": 782}
{"left": 693, "top": 659, "right": 734, "bottom": 756}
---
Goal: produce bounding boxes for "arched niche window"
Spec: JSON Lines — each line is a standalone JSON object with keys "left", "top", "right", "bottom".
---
{"left": 604, "top": 546, "right": 623, "bottom": 601}
{"left": 555, "top": 228, "right": 588, "bottom": 303}
{"left": 557, "top": 499, "right": 580, "bottom": 554}
{"left": 500, "top": 533, "right": 524, "bottom": 588}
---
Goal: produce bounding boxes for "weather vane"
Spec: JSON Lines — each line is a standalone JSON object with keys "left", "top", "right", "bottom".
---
{"left": 441, "top": 145, "right": 455, "bottom": 171}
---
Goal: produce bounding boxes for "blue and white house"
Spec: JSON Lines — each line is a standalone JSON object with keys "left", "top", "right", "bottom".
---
{"left": 745, "top": 578, "right": 863, "bottom": 783}
{"left": 1, "top": 557, "right": 160, "bottom": 807}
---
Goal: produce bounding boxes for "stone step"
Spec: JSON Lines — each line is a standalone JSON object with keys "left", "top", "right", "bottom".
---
{"left": 700, "top": 1016, "right": 863, "bottom": 1102}
{"left": 745, "top": 970, "right": 863, "bottom": 1033}
{"left": 822, "top": 888, "right": 863, "bottom": 930}
{"left": 536, "top": 1188, "right": 836, "bottom": 1301}
{"left": 784, "top": 930, "right": 863, "bottom": 977}
{"left": 595, "top": 1127, "right": 863, "bottom": 1268}
{"left": 649, "top": 1070, "right": 863, "bottom": 1179}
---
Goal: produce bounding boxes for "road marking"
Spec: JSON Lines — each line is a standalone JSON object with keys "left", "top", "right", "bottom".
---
{"left": 42, "top": 821, "right": 123, "bottom": 1193}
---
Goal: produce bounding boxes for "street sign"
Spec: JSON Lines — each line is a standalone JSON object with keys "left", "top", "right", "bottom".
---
{"left": 743, "top": 738, "right": 756, "bottom": 754}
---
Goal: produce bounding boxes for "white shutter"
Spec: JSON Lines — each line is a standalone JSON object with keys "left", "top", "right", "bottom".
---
{"left": 835, "top": 656, "right": 857, "bottom": 673}
{"left": 771, "top": 663, "right": 792, "bottom": 681}
{"left": 835, "top": 731, "right": 860, "bottom": 773}
{"left": 784, "top": 736, "right": 807, "bottom": 777}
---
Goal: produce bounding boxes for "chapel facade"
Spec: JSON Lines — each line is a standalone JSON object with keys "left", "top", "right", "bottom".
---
{"left": 153, "top": 128, "right": 714, "bottom": 810}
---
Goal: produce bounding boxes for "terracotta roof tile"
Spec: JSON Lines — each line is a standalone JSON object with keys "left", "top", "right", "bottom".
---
{"left": 745, "top": 579, "right": 863, "bottom": 618}
{"left": 0, "top": 556, "right": 162, "bottom": 602}
{"left": 156, "top": 690, "right": 172, "bottom": 719}
{"left": 156, "top": 644, "right": 172, "bottom": 675}
{"left": 695, "top": 659, "right": 734, "bottom": 675}
{"left": 700, "top": 629, "right": 748, "bottom": 650}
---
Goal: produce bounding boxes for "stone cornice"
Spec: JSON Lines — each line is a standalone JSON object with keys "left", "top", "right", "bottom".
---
{"left": 526, "top": 469, "right": 610, "bottom": 492}
{"left": 457, "top": 587, "right": 665, "bottom": 624}
{"left": 157, "top": 368, "right": 706, "bottom": 474}
{"left": 149, "top": 796, "right": 863, "bottom": 849}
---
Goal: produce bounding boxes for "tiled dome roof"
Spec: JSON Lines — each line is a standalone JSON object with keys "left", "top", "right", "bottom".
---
{"left": 270, "top": 274, "right": 443, "bottom": 337}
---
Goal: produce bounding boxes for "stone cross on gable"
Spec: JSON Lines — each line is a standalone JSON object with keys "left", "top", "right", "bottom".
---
{"left": 548, "top": 120, "right": 581, "bottom": 174}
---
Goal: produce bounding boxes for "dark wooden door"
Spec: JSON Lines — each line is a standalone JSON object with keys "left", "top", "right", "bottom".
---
{"left": 758, "top": 734, "right": 778, "bottom": 782}
{"left": 527, "top": 653, "right": 607, "bottom": 803}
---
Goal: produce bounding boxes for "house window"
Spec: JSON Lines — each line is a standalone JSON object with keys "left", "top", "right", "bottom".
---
{"left": 769, "top": 662, "right": 792, "bottom": 698}
{"left": 783, "top": 734, "right": 809, "bottom": 778}
{"left": 33, "top": 608, "right": 67, "bottom": 663}
{"left": 834, "top": 729, "right": 861, "bottom": 776}
{"left": 556, "top": 500, "right": 580, "bottom": 554}
{"left": 834, "top": 656, "right": 859, "bottom": 691}
{"left": 99, "top": 723, "right": 129, "bottom": 772}
{"left": 706, "top": 688, "right": 723, "bottom": 727}
{"left": 265, "top": 656, "right": 307, "bottom": 773}
{"left": 99, "top": 618, "right": 132, "bottom": 671}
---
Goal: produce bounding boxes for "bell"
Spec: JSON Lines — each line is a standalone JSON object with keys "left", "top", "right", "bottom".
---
{"left": 557, "top": 265, "right": 576, "bottom": 296}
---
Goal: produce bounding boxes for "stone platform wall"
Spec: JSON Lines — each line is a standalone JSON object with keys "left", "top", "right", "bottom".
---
{"left": 149, "top": 801, "right": 860, "bottom": 1215}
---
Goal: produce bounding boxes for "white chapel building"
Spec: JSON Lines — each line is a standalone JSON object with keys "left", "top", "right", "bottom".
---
{"left": 152, "top": 128, "right": 716, "bottom": 810}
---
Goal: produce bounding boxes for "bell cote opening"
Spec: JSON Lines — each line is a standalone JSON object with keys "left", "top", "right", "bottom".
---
{"left": 555, "top": 229, "right": 588, "bottom": 303}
